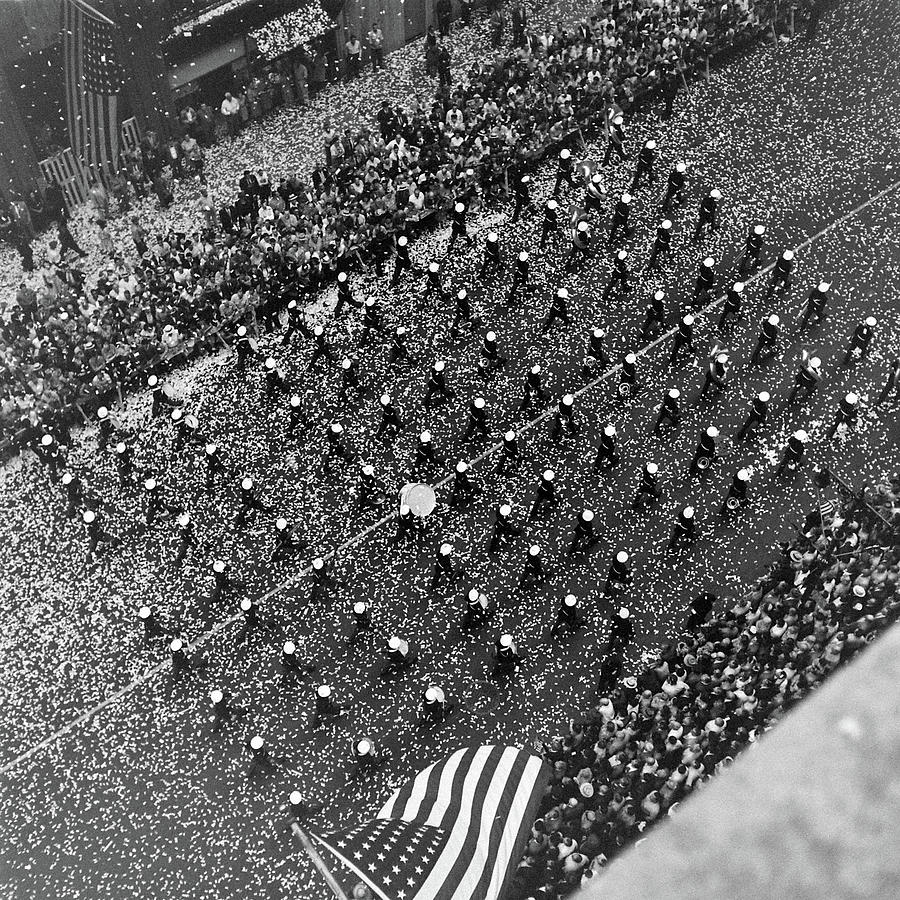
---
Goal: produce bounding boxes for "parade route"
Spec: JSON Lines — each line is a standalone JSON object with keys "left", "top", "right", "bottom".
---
{"left": 2, "top": 1, "right": 900, "bottom": 898}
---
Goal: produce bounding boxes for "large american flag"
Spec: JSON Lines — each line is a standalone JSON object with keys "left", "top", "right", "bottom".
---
{"left": 62, "top": 0, "right": 123, "bottom": 180}
{"left": 311, "top": 745, "right": 549, "bottom": 900}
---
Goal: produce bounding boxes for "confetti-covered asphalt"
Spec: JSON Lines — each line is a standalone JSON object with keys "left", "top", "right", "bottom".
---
{"left": 3, "top": 1, "right": 900, "bottom": 898}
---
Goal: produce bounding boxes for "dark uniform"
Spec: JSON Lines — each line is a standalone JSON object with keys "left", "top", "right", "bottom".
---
{"left": 826, "top": 392, "right": 859, "bottom": 439}
{"left": 492, "top": 635, "right": 521, "bottom": 675}
{"left": 660, "top": 162, "right": 687, "bottom": 213}
{"left": 739, "top": 224, "right": 766, "bottom": 274}
{"left": 422, "top": 262, "right": 448, "bottom": 306}
{"left": 653, "top": 388, "right": 681, "bottom": 434}
{"left": 602, "top": 249, "right": 631, "bottom": 300}
{"left": 550, "top": 394, "right": 579, "bottom": 441}
{"left": 448, "top": 461, "right": 482, "bottom": 508}
{"left": 539, "top": 200, "right": 559, "bottom": 249}
{"left": 605, "top": 550, "right": 632, "bottom": 597}
{"left": 334, "top": 272, "right": 362, "bottom": 316}
{"left": 507, "top": 252, "right": 529, "bottom": 305}
{"left": 692, "top": 189, "right": 721, "bottom": 241}
{"left": 568, "top": 509, "right": 600, "bottom": 554}
{"left": 358, "top": 297, "right": 383, "bottom": 347}
{"left": 699, "top": 353, "right": 729, "bottom": 398}
{"left": 641, "top": 289, "right": 668, "bottom": 340}
{"left": 462, "top": 589, "right": 491, "bottom": 630}
{"left": 423, "top": 361, "right": 454, "bottom": 407}
{"left": 234, "top": 476, "right": 271, "bottom": 527}
{"left": 553, "top": 148, "right": 576, "bottom": 194}
{"left": 550, "top": 594, "right": 584, "bottom": 637}
{"left": 566, "top": 220, "right": 593, "bottom": 271}
{"left": 718, "top": 282, "right": 745, "bottom": 329}
{"left": 776, "top": 430, "right": 808, "bottom": 476}
{"left": 451, "top": 288, "right": 475, "bottom": 335}
{"left": 798, "top": 282, "right": 830, "bottom": 330}
{"left": 646, "top": 220, "right": 673, "bottom": 270}
{"left": 735, "top": 392, "right": 770, "bottom": 441}
{"left": 391, "top": 235, "right": 415, "bottom": 286}
{"left": 487, "top": 503, "right": 522, "bottom": 554}
{"left": 463, "top": 397, "right": 489, "bottom": 441}
{"left": 542, "top": 288, "right": 571, "bottom": 331}
{"left": 376, "top": 394, "right": 403, "bottom": 439}
{"left": 480, "top": 231, "right": 503, "bottom": 277}
{"left": 631, "top": 140, "right": 657, "bottom": 191}
{"left": 496, "top": 430, "right": 520, "bottom": 475}
{"left": 633, "top": 462, "right": 661, "bottom": 510}
{"left": 482, "top": 330, "right": 507, "bottom": 372}
{"left": 593, "top": 424, "right": 619, "bottom": 470}
{"left": 608, "top": 194, "right": 633, "bottom": 246}
{"left": 667, "top": 506, "right": 697, "bottom": 552}
{"left": 721, "top": 469, "right": 751, "bottom": 514}
{"left": 749, "top": 315, "right": 781, "bottom": 365}
{"left": 669, "top": 315, "right": 696, "bottom": 366}
{"left": 446, "top": 201, "right": 474, "bottom": 251}
{"left": 308, "top": 325, "right": 335, "bottom": 370}
{"left": 520, "top": 364, "right": 550, "bottom": 411}
{"left": 767, "top": 250, "right": 795, "bottom": 295}
{"left": 843, "top": 317, "right": 876, "bottom": 365}
{"left": 694, "top": 256, "right": 716, "bottom": 306}
{"left": 530, "top": 470, "right": 558, "bottom": 519}
{"left": 388, "top": 326, "right": 412, "bottom": 367}
{"left": 510, "top": 174, "right": 534, "bottom": 222}
{"left": 689, "top": 426, "right": 719, "bottom": 477}
{"left": 786, "top": 355, "right": 822, "bottom": 404}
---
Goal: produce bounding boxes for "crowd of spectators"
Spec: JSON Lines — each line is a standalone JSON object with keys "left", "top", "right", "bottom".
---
{"left": 513, "top": 476, "right": 900, "bottom": 897}
{"left": 1, "top": 0, "right": 786, "bottom": 444}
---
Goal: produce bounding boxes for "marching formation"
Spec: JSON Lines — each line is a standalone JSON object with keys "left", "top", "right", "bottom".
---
{"left": 4, "top": 0, "right": 900, "bottom": 897}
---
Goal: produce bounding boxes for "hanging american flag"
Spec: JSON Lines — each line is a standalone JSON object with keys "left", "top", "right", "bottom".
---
{"left": 311, "top": 745, "right": 549, "bottom": 900}
{"left": 62, "top": 0, "right": 123, "bottom": 180}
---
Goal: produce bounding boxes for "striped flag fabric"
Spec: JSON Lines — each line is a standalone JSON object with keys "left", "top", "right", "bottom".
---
{"left": 62, "top": 0, "right": 123, "bottom": 180}
{"left": 311, "top": 745, "right": 550, "bottom": 900}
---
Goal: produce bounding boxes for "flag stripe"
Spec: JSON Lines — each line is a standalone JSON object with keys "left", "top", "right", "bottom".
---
{"left": 485, "top": 753, "right": 548, "bottom": 900}
{"left": 415, "top": 745, "right": 507, "bottom": 900}
{"left": 392, "top": 745, "right": 468, "bottom": 824}
{"left": 443, "top": 747, "right": 527, "bottom": 900}
{"left": 453, "top": 747, "right": 534, "bottom": 900}
{"left": 415, "top": 744, "right": 479, "bottom": 828}
{"left": 380, "top": 745, "right": 458, "bottom": 822}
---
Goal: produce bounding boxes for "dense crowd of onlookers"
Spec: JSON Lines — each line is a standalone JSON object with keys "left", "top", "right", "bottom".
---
{"left": 1, "top": 0, "right": 787, "bottom": 443}
{"left": 513, "top": 476, "right": 900, "bottom": 897}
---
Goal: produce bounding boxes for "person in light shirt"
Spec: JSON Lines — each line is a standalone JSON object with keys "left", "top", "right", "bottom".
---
{"left": 220, "top": 92, "right": 240, "bottom": 136}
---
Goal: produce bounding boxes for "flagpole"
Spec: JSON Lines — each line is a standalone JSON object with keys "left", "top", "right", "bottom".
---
{"left": 290, "top": 823, "right": 351, "bottom": 900}
{"left": 71, "top": 0, "right": 116, "bottom": 26}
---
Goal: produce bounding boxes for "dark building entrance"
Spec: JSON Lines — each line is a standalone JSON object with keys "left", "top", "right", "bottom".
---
{"left": 404, "top": 0, "right": 427, "bottom": 42}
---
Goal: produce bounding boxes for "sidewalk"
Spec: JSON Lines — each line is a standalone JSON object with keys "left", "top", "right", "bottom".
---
{"left": 0, "top": 1, "right": 560, "bottom": 301}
